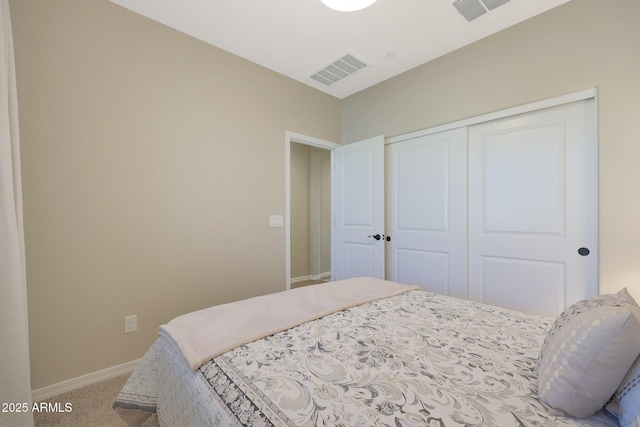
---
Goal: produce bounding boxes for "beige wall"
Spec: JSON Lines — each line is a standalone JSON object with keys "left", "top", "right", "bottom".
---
{"left": 10, "top": 0, "right": 340, "bottom": 390}
{"left": 342, "top": 0, "right": 640, "bottom": 300}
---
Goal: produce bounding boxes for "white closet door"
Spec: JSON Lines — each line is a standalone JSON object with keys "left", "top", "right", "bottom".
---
{"left": 386, "top": 128, "right": 468, "bottom": 297}
{"left": 332, "top": 136, "right": 385, "bottom": 280}
{"left": 468, "top": 99, "right": 597, "bottom": 317}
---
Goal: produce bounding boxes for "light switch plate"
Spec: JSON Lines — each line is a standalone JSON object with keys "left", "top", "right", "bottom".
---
{"left": 124, "top": 315, "right": 137, "bottom": 334}
{"left": 269, "top": 215, "right": 284, "bottom": 227}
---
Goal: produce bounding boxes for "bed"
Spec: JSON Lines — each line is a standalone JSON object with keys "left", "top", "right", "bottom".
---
{"left": 113, "top": 277, "right": 640, "bottom": 427}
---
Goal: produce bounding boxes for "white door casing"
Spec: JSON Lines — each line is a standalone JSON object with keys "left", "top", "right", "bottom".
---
{"left": 468, "top": 99, "right": 597, "bottom": 317}
{"left": 285, "top": 132, "right": 339, "bottom": 290}
{"left": 332, "top": 135, "right": 385, "bottom": 280}
{"left": 386, "top": 128, "right": 468, "bottom": 298}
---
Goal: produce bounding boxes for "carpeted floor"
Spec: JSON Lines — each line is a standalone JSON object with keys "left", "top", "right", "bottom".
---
{"left": 33, "top": 374, "right": 157, "bottom": 427}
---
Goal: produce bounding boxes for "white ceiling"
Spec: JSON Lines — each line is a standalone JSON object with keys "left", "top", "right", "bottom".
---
{"left": 109, "top": 0, "right": 571, "bottom": 99}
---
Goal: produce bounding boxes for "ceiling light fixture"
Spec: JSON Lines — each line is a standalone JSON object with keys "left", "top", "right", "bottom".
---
{"left": 321, "top": 0, "right": 378, "bottom": 12}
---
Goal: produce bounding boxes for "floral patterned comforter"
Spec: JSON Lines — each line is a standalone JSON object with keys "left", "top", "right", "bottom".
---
{"left": 198, "top": 290, "right": 617, "bottom": 427}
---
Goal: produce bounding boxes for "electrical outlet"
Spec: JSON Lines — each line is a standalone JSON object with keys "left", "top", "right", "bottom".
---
{"left": 269, "top": 215, "right": 284, "bottom": 227}
{"left": 124, "top": 315, "right": 137, "bottom": 334}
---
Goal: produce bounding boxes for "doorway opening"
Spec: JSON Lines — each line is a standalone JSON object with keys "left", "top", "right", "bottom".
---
{"left": 285, "top": 132, "right": 339, "bottom": 290}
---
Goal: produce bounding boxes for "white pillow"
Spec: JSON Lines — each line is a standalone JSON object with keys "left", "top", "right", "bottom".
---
{"left": 537, "top": 293, "right": 640, "bottom": 418}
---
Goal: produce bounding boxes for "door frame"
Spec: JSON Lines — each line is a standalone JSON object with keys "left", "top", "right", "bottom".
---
{"left": 386, "top": 89, "right": 598, "bottom": 144}
{"left": 285, "top": 131, "right": 339, "bottom": 290}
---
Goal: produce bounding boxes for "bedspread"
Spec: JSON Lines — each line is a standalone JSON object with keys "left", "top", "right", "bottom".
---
{"left": 115, "top": 283, "right": 620, "bottom": 426}
{"left": 199, "top": 290, "right": 617, "bottom": 426}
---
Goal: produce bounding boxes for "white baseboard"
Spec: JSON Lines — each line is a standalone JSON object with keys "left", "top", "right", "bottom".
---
{"left": 32, "top": 359, "right": 139, "bottom": 402}
{"left": 312, "top": 272, "right": 332, "bottom": 281}
{"left": 291, "top": 271, "right": 331, "bottom": 284}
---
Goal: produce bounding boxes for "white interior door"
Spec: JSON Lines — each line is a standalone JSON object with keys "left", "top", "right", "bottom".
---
{"left": 332, "top": 136, "right": 385, "bottom": 280}
{"left": 468, "top": 99, "right": 597, "bottom": 317}
{"left": 386, "top": 128, "right": 468, "bottom": 297}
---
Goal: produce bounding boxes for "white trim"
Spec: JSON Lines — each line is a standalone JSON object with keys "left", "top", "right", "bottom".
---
{"left": 312, "top": 271, "right": 332, "bottom": 281}
{"left": 32, "top": 359, "right": 139, "bottom": 402}
{"left": 386, "top": 88, "right": 598, "bottom": 144}
{"left": 285, "top": 131, "right": 339, "bottom": 291}
{"left": 287, "top": 131, "right": 339, "bottom": 151}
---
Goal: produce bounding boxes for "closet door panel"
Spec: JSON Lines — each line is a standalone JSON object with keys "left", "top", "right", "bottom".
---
{"left": 480, "top": 257, "right": 565, "bottom": 317}
{"left": 386, "top": 128, "right": 467, "bottom": 298}
{"left": 482, "top": 124, "right": 562, "bottom": 234}
{"left": 468, "top": 99, "right": 597, "bottom": 317}
{"left": 396, "top": 249, "right": 449, "bottom": 296}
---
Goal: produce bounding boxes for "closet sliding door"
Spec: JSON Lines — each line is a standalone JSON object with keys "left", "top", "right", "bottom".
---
{"left": 467, "top": 99, "right": 597, "bottom": 317}
{"left": 385, "top": 96, "right": 597, "bottom": 317}
{"left": 386, "top": 128, "right": 467, "bottom": 298}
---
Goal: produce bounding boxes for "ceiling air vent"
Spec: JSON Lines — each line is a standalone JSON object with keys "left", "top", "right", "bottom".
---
{"left": 453, "top": 0, "right": 510, "bottom": 22}
{"left": 310, "top": 53, "right": 369, "bottom": 86}
{"left": 481, "top": 0, "right": 510, "bottom": 10}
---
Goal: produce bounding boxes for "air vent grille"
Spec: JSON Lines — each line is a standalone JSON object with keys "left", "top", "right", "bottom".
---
{"left": 453, "top": 0, "right": 510, "bottom": 22}
{"left": 453, "top": 0, "right": 486, "bottom": 21}
{"left": 310, "top": 53, "right": 369, "bottom": 86}
{"left": 482, "top": 0, "right": 510, "bottom": 10}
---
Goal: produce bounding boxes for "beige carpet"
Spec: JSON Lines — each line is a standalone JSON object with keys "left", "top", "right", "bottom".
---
{"left": 34, "top": 374, "right": 157, "bottom": 427}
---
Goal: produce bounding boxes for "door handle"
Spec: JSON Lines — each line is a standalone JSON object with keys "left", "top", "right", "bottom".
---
{"left": 368, "top": 234, "right": 381, "bottom": 240}
{"left": 578, "top": 247, "right": 590, "bottom": 256}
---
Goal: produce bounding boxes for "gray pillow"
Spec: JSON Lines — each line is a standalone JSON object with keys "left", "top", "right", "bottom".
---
{"left": 537, "top": 291, "right": 640, "bottom": 418}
